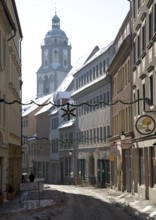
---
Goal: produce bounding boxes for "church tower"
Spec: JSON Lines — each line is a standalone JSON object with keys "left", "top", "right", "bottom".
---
{"left": 36, "top": 12, "right": 72, "bottom": 98}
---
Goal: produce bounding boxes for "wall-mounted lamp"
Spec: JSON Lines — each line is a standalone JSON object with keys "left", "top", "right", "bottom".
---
{"left": 120, "top": 131, "right": 126, "bottom": 141}
{"left": 69, "top": 150, "right": 72, "bottom": 156}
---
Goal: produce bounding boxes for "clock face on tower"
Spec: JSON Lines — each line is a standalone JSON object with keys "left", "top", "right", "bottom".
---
{"left": 44, "top": 49, "right": 48, "bottom": 56}
{"left": 63, "top": 49, "right": 68, "bottom": 55}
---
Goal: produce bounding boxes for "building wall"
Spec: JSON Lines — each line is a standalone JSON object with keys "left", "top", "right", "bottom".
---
{"left": 0, "top": 0, "right": 22, "bottom": 192}
{"left": 72, "top": 44, "right": 115, "bottom": 186}
{"left": 131, "top": 0, "right": 156, "bottom": 201}
{"left": 107, "top": 11, "right": 133, "bottom": 192}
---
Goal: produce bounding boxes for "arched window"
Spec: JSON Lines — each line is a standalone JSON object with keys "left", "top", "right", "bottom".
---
{"left": 43, "top": 76, "right": 49, "bottom": 94}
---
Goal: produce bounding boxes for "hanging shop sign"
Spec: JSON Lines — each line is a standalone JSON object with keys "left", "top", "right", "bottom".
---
{"left": 135, "top": 115, "right": 156, "bottom": 135}
{"left": 109, "top": 154, "right": 115, "bottom": 161}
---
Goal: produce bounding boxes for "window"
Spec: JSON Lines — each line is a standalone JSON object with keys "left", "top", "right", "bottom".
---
{"left": 84, "top": 73, "right": 86, "bottom": 85}
{"left": 93, "top": 67, "right": 95, "bottom": 79}
{"left": 106, "top": 57, "right": 109, "bottom": 69}
{"left": 142, "top": 25, "right": 146, "bottom": 52}
{"left": 81, "top": 75, "right": 83, "bottom": 86}
{"left": 137, "top": 35, "right": 140, "bottom": 59}
{"left": 137, "top": 89, "right": 140, "bottom": 115}
{"left": 103, "top": 93, "right": 106, "bottom": 108}
{"left": 96, "top": 65, "right": 99, "bottom": 77}
{"left": 93, "top": 97, "right": 96, "bottom": 111}
{"left": 90, "top": 69, "right": 92, "bottom": 81}
{"left": 52, "top": 140, "right": 58, "bottom": 153}
{"left": 96, "top": 96, "right": 99, "bottom": 110}
{"left": 133, "top": 93, "right": 136, "bottom": 116}
{"left": 106, "top": 91, "right": 110, "bottom": 105}
{"left": 93, "top": 128, "right": 96, "bottom": 143}
{"left": 100, "top": 94, "right": 103, "bottom": 108}
{"left": 79, "top": 77, "right": 81, "bottom": 88}
{"left": 149, "top": 12, "right": 153, "bottom": 41}
{"left": 133, "top": 0, "right": 136, "bottom": 19}
{"left": 90, "top": 129, "right": 92, "bottom": 143}
{"left": 103, "top": 60, "right": 106, "bottom": 73}
{"left": 100, "top": 62, "right": 102, "bottom": 75}
{"left": 84, "top": 131, "right": 86, "bottom": 144}
{"left": 44, "top": 60, "right": 48, "bottom": 68}
{"left": 133, "top": 41, "right": 136, "bottom": 65}
{"left": 77, "top": 159, "right": 86, "bottom": 180}
{"left": 137, "top": 0, "right": 140, "bottom": 10}
{"left": 149, "top": 75, "right": 154, "bottom": 105}
{"left": 107, "top": 126, "right": 110, "bottom": 139}
{"left": 97, "top": 128, "right": 99, "bottom": 142}
{"left": 142, "top": 84, "right": 145, "bottom": 111}
{"left": 87, "top": 71, "right": 89, "bottom": 83}
{"left": 87, "top": 130, "right": 89, "bottom": 144}
{"left": 100, "top": 127, "right": 103, "bottom": 141}
{"left": 103, "top": 127, "right": 106, "bottom": 142}
{"left": 76, "top": 79, "right": 78, "bottom": 89}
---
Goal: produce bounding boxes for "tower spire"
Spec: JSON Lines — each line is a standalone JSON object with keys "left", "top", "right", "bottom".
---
{"left": 55, "top": 1, "right": 57, "bottom": 15}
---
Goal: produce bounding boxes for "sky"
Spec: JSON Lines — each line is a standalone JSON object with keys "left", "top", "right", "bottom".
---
{"left": 15, "top": 0, "right": 130, "bottom": 103}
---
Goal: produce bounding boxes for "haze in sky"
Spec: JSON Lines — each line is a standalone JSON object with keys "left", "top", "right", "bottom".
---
{"left": 15, "top": 0, "right": 130, "bottom": 103}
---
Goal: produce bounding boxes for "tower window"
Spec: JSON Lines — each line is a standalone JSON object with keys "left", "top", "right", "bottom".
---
{"left": 54, "top": 50, "right": 57, "bottom": 54}
{"left": 64, "top": 41, "right": 67, "bottom": 45}
{"left": 54, "top": 39, "right": 57, "bottom": 43}
{"left": 64, "top": 60, "right": 67, "bottom": 66}
{"left": 45, "top": 60, "right": 48, "bottom": 67}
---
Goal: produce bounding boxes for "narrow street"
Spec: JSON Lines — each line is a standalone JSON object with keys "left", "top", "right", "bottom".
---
{"left": 0, "top": 185, "right": 153, "bottom": 220}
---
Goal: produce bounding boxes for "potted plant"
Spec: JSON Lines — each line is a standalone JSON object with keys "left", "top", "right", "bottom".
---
{"left": 0, "top": 191, "right": 4, "bottom": 206}
{"left": 6, "top": 184, "right": 15, "bottom": 200}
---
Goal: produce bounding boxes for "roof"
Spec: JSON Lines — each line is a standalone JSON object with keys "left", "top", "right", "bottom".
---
{"left": 35, "top": 94, "right": 54, "bottom": 116}
{"left": 58, "top": 119, "right": 75, "bottom": 129}
{"left": 22, "top": 94, "right": 52, "bottom": 117}
{"left": 72, "top": 73, "right": 107, "bottom": 97}
{"left": 73, "top": 42, "right": 113, "bottom": 75}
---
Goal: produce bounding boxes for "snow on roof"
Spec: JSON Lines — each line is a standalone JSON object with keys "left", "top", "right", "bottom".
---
{"left": 55, "top": 91, "right": 71, "bottom": 99}
{"left": 22, "top": 94, "right": 52, "bottom": 117}
{"left": 73, "top": 43, "right": 113, "bottom": 75}
{"left": 72, "top": 47, "right": 100, "bottom": 75}
{"left": 72, "top": 73, "right": 107, "bottom": 97}
{"left": 35, "top": 94, "right": 54, "bottom": 116}
{"left": 58, "top": 119, "right": 75, "bottom": 129}
{"left": 55, "top": 53, "right": 90, "bottom": 92}
{"left": 84, "top": 42, "right": 113, "bottom": 66}
{"left": 49, "top": 107, "right": 60, "bottom": 116}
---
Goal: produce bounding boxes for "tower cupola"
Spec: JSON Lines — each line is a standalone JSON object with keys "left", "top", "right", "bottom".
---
{"left": 52, "top": 13, "right": 60, "bottom": 29}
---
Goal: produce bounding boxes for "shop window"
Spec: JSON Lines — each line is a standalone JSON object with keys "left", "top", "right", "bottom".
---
{"left": 151, "top": 147, "right": 156, "bottom": 186}
{"left": 77, "top": 159, "right": 86, "bottom": 180}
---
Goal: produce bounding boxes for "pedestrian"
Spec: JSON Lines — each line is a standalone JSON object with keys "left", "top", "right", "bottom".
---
{"left": 29, "top": 173, "right": 35, "bottom": 182}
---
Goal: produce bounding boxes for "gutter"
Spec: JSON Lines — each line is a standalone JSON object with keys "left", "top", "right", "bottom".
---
{"left": 1, "top": 0, "right": 17, "bottom": 41}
